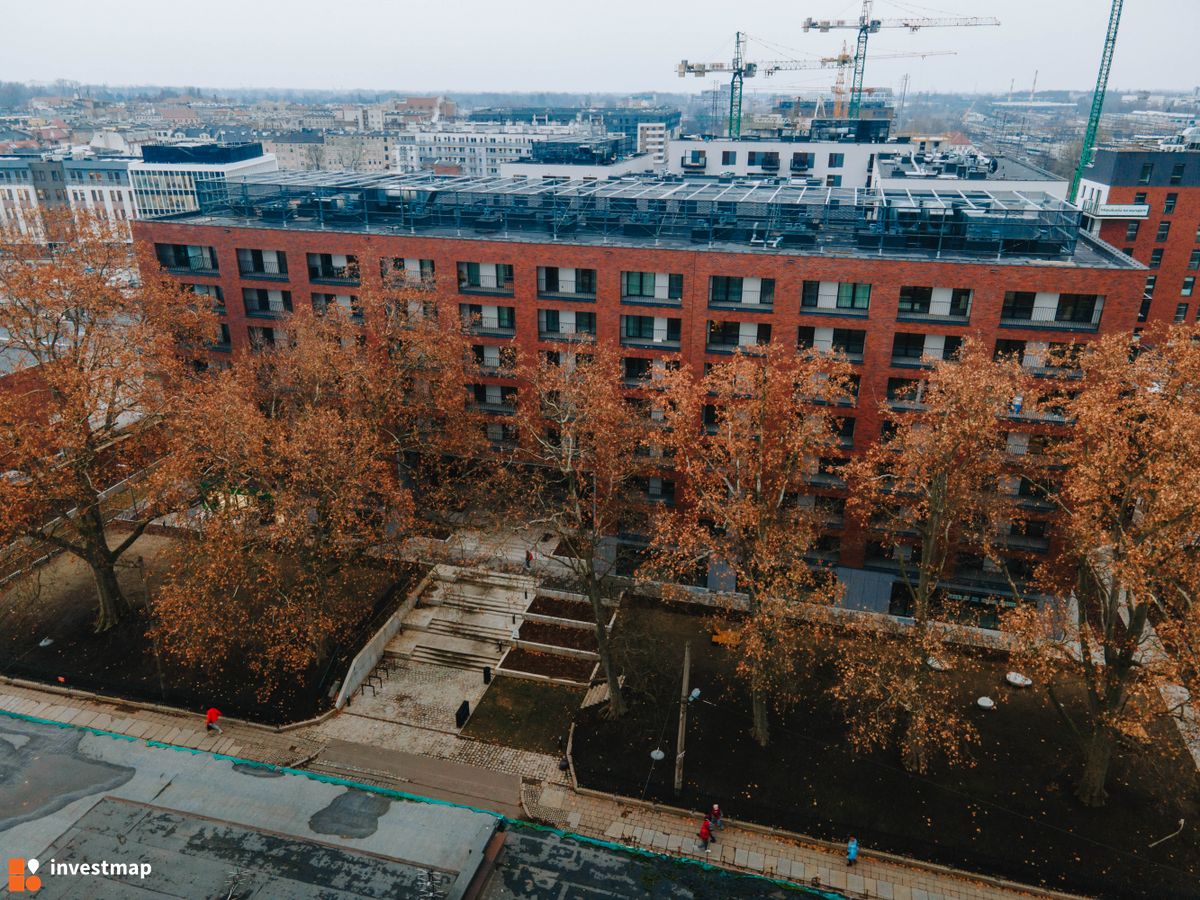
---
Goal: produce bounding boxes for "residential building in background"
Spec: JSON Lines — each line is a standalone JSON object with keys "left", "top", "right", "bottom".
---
{"left": 1077, "top": 135, "right": 1200, "bottom": 328}
{"left": 134, "top": 170, "right": 1142, "bottom": 612}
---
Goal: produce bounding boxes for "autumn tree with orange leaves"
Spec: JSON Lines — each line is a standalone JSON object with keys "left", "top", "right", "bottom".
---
{"left": 151, "top": 306, "right": 415, "bottom": 699}
{"left": 0, "top": 211, "right": 212, "bottom": 631}
{"left": 1006, "top": 325, "right": 1200, "bottom": 806}
{"left": 651, "top": 343, "right": 850, "bottom": 746}
{"left": 510, "top": 344, "right": 652, "bottom": 717}
{"left": 836, "top": 339, "right": 1028, "bottom": 773}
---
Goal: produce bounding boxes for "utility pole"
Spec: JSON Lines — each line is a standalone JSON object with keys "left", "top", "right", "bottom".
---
{"left": 674, "top": 641, "right": 691, "bottom": 795}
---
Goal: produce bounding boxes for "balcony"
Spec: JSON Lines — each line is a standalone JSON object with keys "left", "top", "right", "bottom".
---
{"left": 309, "top": 265, "right": 359, "bottom": 286}
{"left": 238, "top": 260, "right": 289, "bottom": 281}
{"left": 680, "top": 155, "right": 707, "bottom": 171}
{"left": 1004, "top": 533, "right": 1050, "bottom": 552}
{"left": 459, "top": 281, "right": 514, "bottom": 297}
{"left": 1000, "top": 314, "right": 1100, "bottom": 333}
{"left": 539, "top": 329, "right": 595, "bottom": 343}
{"left": 897, "top": 308, "right": 970, "bottom": 325}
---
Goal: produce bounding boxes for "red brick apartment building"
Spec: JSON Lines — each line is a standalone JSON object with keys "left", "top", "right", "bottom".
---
{"left": 1077, "top": 144, "right": 1200, "bottom": 328}
{"left": 133, "top": 171, "right": 1144, "bottom": 612}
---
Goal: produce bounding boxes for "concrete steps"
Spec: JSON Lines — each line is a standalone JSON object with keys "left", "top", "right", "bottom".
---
{"left": 420, "top": 618, "right": 512, "bottom": 643}
{"left": 409, "top": 644, "right": 499, "bottom": 671}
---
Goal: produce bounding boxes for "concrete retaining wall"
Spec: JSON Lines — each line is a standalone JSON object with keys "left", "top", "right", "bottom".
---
{"left": 335, "top": 569, "right": 434, "bottom": 709}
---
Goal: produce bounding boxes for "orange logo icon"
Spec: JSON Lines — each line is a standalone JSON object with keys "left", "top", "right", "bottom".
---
{"left": 7, "top": 858, "right": 41, "bottom": 893}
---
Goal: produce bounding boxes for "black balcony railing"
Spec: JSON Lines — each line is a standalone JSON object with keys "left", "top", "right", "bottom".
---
{"left": 239, "top": 260, "right": 288, "bottom": 280}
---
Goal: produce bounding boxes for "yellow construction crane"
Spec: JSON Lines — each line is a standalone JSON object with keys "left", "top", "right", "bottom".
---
{"left": 804, "top": 1, "right": 999, "bottom": 119}
{"left": 678, "top": 32, "right": 953, "bottom": 136}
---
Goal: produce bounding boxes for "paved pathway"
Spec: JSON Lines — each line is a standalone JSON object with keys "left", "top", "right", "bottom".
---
{"left": 0, "top": 678, "right": 1073, "bottom": 900}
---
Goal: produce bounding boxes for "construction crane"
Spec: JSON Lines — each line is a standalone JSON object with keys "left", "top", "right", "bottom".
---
{"left": 678, "top": 32, "right": 953, "bottom": 137}
{"left": 803, "top": 1, "right": 1000, "bottom": 120}
{"left": 1069, "top": 0, "right": 1124, "bottom": 203}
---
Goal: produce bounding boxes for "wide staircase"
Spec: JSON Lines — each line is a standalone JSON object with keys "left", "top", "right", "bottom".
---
{"left": 384, "top": 565, "right": 537, "bottom": 672}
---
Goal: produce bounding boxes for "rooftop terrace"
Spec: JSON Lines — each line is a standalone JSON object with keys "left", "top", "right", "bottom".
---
{"left": 167, "top": 171, "right": 1138, "bottom": 269}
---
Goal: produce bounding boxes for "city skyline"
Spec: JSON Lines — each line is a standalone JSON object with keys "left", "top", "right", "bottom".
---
{"left": 3, "top": 0, "right": 1196, "bottom": 97}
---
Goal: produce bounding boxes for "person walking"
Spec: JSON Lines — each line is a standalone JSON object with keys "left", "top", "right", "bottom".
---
{"left": 698, "top": 817, "right": 714, "bottom": 854}
{"left": 205, "top": 707, "right": 223, "bottom": 734}
{"left": 847, "top": 835, "right": 859, "bottom": 867}
{"left": 710, "top": 803, "right": 723, "bottom": 830}
{"left": 524, "top": 549, "right": 533, "bottom": 570}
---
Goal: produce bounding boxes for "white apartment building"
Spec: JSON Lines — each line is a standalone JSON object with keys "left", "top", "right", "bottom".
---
{"left": 64, "top": 157, "right": 139, "bottom": 238}
{"left": 393, "top": 124, "right": 597, "bottom": 178}
{"left": 637, "top": 122, "right": 670, "bottom": 166}
{"left": 0, "top": 158, "right": 39, "bottom": 234}
{"left": 668, "top": 138, "right": 881, "bottom": 187}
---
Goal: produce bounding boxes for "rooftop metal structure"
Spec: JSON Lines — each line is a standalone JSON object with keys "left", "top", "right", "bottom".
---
{"left": 177, "top": 171, "right": 1134, "bottom": 266}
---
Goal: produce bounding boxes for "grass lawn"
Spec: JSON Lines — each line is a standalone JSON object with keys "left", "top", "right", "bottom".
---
{"left": 572, "top": 598, "right": 1200, "bottom": 899}
{"left": 463, "top": 676, "right": 584, "bottom": 755}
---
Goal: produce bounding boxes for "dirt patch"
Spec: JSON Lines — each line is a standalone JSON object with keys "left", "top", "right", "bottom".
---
{"left": 500, "top": 649, "right": 594, "bottom": 682}
{"left": 462, "top": 677, "right": 583, "bottom": 754}
{"left": 527, "top": 595, "right": 592, "bottom": 622}
{"left": 0, "top": 535, "right": 425, "bottom": 725}
{"left": 571, "top": 599, "right": 1200, "bottom": 899}
{"left": 518, "top": 621, "right": 597, "bottom": 652}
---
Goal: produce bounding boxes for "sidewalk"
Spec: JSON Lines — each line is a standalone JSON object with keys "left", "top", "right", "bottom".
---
{"left": 0, "top": 677, "right": 1073, "bottom": 900}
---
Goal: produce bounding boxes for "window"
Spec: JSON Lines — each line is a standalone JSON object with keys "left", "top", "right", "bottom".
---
{"left": 621, "top": 271, "right": 682, "bottom": 300}
{"left": 214, "top": 324, "right": 232, "bottom": 348}
{"left": 538, "top": 267, "right": 596, "bottom": 296}
{"left": 1145, "top": 275, "right": 1157, "bottom": 297}
{"left": 722, "top": 151, "right": 736, "bottom": 165}
{"left": 1137, "top": 299, "right": 1151, "bottom": 323}
{"left": 835, "top": 282, "right": 870, "bottom": 310}
{"left": 994, "top": 339, "right": 1027, "bottom": 362}
{"left": 828, "top": 153, "right": 844, "bottom": 168}
{"left": 832, "top": 328, "right": 865, "bottom": 358}
{"left": 1189, "top": 250, "right": 1200, "bottom": 270}
{"left": 1138, "top": 163, "right": 1154, "bottom": 185}
{"left": 1001, "top": 291, "right": 1036, "bottom": 320}
{"left": 1133, "top": 192, "right": 1147, "bottom": 204}
{"left": 1056, "top": 294, "right": 1098, "bottom": 324}
{"left": 747, "top": 151, "right": 779, "bottom": 168}
{"left": 825, "top": 174, "right": 842, "bottom": 187}
{"left": 1164, "top": 193, "right": 1178, "bottom": 215}
{"left": 898, "top": 285, "right": 931, "bottom": 314}
{"left": 801, "top": 281, "right": 820, "bottom": 308}
{"left": 709, "top": 276, "right": 774, "bottom": 306}
{"left": 790, "top": 151, "right": 814, "bottom": 171}
{"left": 1176, "top": 303, "right": 1190, "bottom": 323}
{"left": 1170, "top": 163, "right": 1185, "bottom": 185}
{"left": 1150, "top": 249, "right": 1164, "bottom": 269}
{"left": 458, "top": 262, "right": 513, "bottom": 292}
{"left": 1156, "top": 222, "right": 1171, "bottom": 242}
{"left": 1125, "top": 222, "right": 1140, "bottom": 241}
{"left": 892, "top": 332, "right": 926, "bottom": 361}
{"left": 622, "top": 315, "right": 680, "bottom": 342}
{"left": 1184, "top": 277, "right": 1196, "bottom": 297}
{"left": 243, "top": 289, "right": 292, "bottom": 317}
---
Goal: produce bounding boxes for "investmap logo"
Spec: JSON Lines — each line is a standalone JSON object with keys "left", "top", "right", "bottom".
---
{"left": 7, "top": 857, "right": 153, "bottom": 892}
{"left": 6, "top": 859, "right": 40, "bottom": 893}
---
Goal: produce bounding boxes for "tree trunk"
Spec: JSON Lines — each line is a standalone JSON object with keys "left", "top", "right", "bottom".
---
{"left": 902, "top": 720, "right": 928, "bottom": 775}
{"left": 92, "top": 560, "right": 130, "bottom": 633}
{"left": 588, "top": 581, "right": 626, "bottom": 718}
{"left": 1076, "top": 729, "right": 1114, "bottom": 807}
{"left": 751, "top": 687, "right": 770, "bottom": 747}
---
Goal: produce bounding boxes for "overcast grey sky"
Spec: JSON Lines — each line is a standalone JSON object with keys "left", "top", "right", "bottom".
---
{"left": 3, "top": 0, "right": 1195, "bottom": 97}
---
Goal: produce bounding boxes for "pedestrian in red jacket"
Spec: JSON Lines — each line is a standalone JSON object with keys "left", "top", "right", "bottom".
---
{"left": 699, "top": 817, "right": 714, "bottom": 852}
{"left": 205, "top": 707, "right": 223, "bottom": 734}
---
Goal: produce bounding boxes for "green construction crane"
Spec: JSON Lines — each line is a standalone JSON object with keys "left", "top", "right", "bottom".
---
{"left": 803, "top": 1, "right": 999, "bottom": 121}
{"left": 1070, "top": 0, "right": 1124, "bottom": 203}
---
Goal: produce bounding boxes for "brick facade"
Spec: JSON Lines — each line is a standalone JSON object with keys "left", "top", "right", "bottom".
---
{"left": 133, "top": 219, "right": 1144, "bottom": 579}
